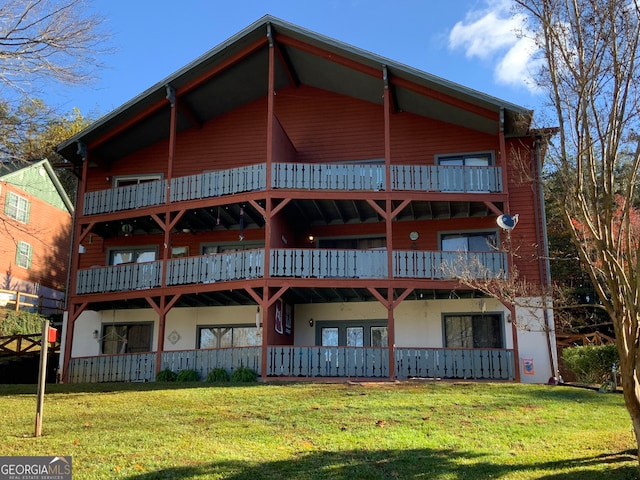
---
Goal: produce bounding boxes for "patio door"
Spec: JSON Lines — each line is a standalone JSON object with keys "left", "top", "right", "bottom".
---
{"left": 317, "top": 321, "right": 388, "bottom": 347}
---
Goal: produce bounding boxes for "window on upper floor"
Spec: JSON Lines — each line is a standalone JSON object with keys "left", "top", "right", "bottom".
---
{"left": 440, "top": 231, "right": 498, "bottom": 252}
{"left": 114, "top": 174, "right": 162, "bottom": 187}
{"left": 318, "top": 236, "right": 386, "bottom": 250}
{"left": 108, "top": 246, "right": 158, "bottom": 265}
{"left": 201, "top": 241, "right": 265, "bottom": 255}
{"left": 15, "top": 241, "right": 32, "bottom": 269}
{"left": 5, "top": 191, "right": 30, "bottom": 223}
{"left": 443, "top": 313, "right": 504, "bottom": 348}
{"left": 436, "top": 152, "right": 493, "bottom": 166}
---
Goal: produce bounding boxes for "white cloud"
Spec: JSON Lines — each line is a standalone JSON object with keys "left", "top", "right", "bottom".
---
{"left": 449, "top": 0, "right": 540, "bottom": 93}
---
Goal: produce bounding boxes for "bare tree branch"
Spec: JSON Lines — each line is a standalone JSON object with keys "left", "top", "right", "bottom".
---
{"left": 0, "top": 0, "right": 108, "bottom": 97}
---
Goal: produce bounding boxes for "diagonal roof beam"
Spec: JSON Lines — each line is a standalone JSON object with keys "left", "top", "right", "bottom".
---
{"left": 88, "top": 36, "right": 269, "bottom": 151}
{"left": 273, "top": 36, "right": 300, "bottom": 88}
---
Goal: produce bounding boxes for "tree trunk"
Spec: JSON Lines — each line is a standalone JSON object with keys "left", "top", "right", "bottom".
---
{"left": 617, "top": 337, "right": 640, "bottom": 475}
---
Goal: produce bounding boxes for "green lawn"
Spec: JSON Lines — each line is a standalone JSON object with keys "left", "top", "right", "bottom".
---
{"left": 0, "top": 381, "right": 637, "bottom": 479}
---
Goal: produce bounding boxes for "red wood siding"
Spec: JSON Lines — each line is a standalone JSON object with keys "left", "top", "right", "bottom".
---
{"left": 389, "top": 111, "right": 499, "bottom": 165}
{"left": 505, "top": 138, "right": 543, "bottom": 285}
{"left": 274, "top": 85, "right": 385, "bottom": 162}
{"left": 0, "top": 182, "right": 71, "bottom": 291}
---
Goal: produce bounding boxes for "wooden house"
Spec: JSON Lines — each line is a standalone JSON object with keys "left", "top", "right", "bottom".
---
{"left": 56, "top": 16, "right": 556, "bottom": 383}
{"left": 0, "top": 159, "right": 73, "bottom": 315}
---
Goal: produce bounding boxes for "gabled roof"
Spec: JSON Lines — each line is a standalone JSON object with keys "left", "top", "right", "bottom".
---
{"left": 0, "top": 159, "right": 74, "bottom": 213}
{"left": 56, "top": 15, "right": 532, "bottom": 166}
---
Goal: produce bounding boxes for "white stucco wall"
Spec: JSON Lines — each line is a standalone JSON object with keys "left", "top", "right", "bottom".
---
{"left": 67, "top": 296, "right": 556, "bottom": 384}
{"left": 514, "top": 297, "right": 557, "bottom": 384}
{"left": 70, "top": 305, "right": 261, "bottom": 357}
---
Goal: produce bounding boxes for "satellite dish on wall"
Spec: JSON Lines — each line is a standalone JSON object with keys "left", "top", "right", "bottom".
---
{"left": 497, "top": 213, "right": 519, "bottom": 231}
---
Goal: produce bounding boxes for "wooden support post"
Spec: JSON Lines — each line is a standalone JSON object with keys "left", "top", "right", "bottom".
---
{"left": 35, "top": 319, "right": 50, "bottom": 437}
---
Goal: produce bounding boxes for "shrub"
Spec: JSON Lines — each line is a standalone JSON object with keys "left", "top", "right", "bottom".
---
{"left": 230, "top": 367, "right": 257, "bottom": 383}
{"left": 0, "top": 311, "right": 49, "bottom": 335}
{"left": 206, "top": 368, "right": 229, "bottom": 382}
{"left": 176, "top": 369, "right": 200, "bottom": 382}
{"left": 156, "top": 368, "right": 177, "bottom": 382}
{"left": 562, "top": 344, "right": 618, "bottom": 385}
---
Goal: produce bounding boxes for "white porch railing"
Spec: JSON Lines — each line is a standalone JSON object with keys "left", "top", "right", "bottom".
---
{"left": 269, "top": 248, "right": 387, "bottom": 278}
{"left": 160, "top": 347, "right": 261, "bottom": 379}
{"left": 267, "top": 346, "right": 389, "bottom": 377}
{"left": 67, "top": 352, "right": 156, "bottom": 383}
{"left": 82, "top": 163, "right": 503, "bottom": 216}
{"left": 394, "top": 347, "right": 515, "bottom": 380}
{"left": 76, "top": 261, "right": 162, "bottom": 294}
{"left": 390, "top": 165, "right": 502, "bottom": 192}
{"left": 66, "top": 346, "right": 515, "bottom": 383}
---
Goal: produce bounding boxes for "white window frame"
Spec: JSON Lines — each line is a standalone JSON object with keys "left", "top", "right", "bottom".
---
{"left": 15, "top": 241, "right": 32, "bottom": 269}
{"left": 5, "top": 191, "right": 30, "bottom": 223}
{"left": 113, "top": 174, "right": 162, "bottom": 188}
{"left": 197, "top": 324, "right": 262, "bottom": 349}
{"left": 442, "top": 313, "right": 505, "bottom": 348}
{"left": 436, "top": 151, "right": 494, "bottom": 166}
{"left": 440, "top": 230, "right": 499, "bottom": 252}
{"left": 108, "top": 246, "right": 158, "bottom": 265}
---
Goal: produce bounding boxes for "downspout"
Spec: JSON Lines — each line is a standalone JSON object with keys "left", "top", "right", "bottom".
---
{"left": 62, "top": 141, "right": 88, "bottom": 382}
{"left": 59, "top": 163, "right": 79, "bottom": 380}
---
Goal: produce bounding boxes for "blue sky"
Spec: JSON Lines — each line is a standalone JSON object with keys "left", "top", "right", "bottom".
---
{"left": 51, "top": 0, "right": 543, "bottom": 121}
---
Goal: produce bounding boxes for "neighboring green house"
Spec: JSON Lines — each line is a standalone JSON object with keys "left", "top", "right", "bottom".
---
{"left": 0, "top": 159, "right": 73, "bottom": 314}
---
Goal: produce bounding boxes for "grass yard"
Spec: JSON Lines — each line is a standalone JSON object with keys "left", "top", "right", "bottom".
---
{"left": 0, "top": 381, "right": 637, "bottom": 479}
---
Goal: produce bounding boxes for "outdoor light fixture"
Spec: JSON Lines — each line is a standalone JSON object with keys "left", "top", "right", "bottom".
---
{"left": 309, "top": 318, "right": 314, "bottom": 327}
{"left": 93, "top": 329, "right": 99, "bottom": 340}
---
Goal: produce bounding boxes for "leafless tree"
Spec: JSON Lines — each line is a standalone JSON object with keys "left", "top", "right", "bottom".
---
{"left": 0, "top": 0, "right": 107, "bottom": 96}
{"left": 514, "top": 0, "right": 640, "bottom": 472}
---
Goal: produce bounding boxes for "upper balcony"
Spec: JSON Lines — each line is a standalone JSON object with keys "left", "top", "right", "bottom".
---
{"left": 75, "top": 248, "right": 507, "bottom": 296}
{"left": 82, "top": 162, "right": 503, "bottom": 216}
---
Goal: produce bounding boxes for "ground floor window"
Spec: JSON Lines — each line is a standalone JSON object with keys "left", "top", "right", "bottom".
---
{"left": 316, "top": 320, "right": 388, "bottom": 347}
{"left": 197, "top": 325, "right": 262, "bottom": 349}
{"left": 101, "top": 323, "right": 153, "bottom": 354}
{"left": 443, "top": 314, "right": 503, "bottom": 348}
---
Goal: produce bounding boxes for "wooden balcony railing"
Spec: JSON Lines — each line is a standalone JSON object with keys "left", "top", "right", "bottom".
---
{"left": 392, "top": 251, "right": 507, "bottom": 279}
{"left": 65, "top": 346, "right": 515, "bottom": 383}
{"left": 75, "top": 249, "right": 508, "bottom": 295}
{"left": 170, "top": 165, "right": 267, "bottom": 202}
{"left": 166, "top": 250, "right": 264, "bottom": 285}
{"left": 272, "top": 162, "right": 385, "bottom": 191}
{"left": 83, "top": 180, "right": 168, "bottom": 215}
{"left": 82, "top": 162, "right": 503, "bottom": 216}
{"left": 390, "top": 165, "right": 502, "bottom": 192}
{"left": 269, "top": 248, "right": 388, "bottom": 278}
{"left": 76, "top": 261, "right": 162, "bottom": 294}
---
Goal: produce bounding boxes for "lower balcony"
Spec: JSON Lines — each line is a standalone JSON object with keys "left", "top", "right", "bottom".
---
{"left": 65, "top": 346, "right": 515, "bottom": 383}
{"left": 75, "top": 249, "right": 508, "bottom": 295}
